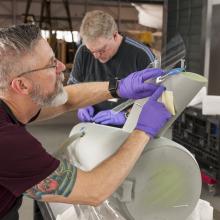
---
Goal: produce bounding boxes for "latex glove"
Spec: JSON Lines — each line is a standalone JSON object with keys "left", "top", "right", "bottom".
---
{"left": 77, "top": 106, "right": 94, "bottom": 122}
{"left": 118, "top": 68, "right": 164, "bottom": 99}
{"left": 136, "top": 86, "right": 172, "bottom": 138}
{"left": 93, "top": 110, "right": 126, "bottom": 126}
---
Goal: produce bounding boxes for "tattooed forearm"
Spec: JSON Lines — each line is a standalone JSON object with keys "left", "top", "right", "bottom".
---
{"left": 24, "top": 159, "right": 77, "bottom": 200}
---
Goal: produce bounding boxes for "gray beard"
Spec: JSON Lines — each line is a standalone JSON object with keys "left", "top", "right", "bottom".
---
{"left": 30, "top": 74, "right": 68, "bottom": 107}
{"left": 48, "top": 88, "right": 68, "bottom": 107}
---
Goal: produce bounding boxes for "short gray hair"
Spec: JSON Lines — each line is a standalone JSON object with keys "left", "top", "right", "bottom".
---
{"left": 80, "top": 10, "right": 118, "bottom": 43}
{"left": 0, "top": 24, "right": 42, "bottom": 92}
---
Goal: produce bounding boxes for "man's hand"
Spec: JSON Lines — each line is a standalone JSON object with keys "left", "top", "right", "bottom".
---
{"left": 93, "top": 110, "right": 126, "bottom": 126}
{"left": 77, "top": 106, "right": 94, "bottom": 122}
{"left": 136, "top": 86, "right": 172, "bottom": 137}
{"left": 118, "top": 68, "right": 164, "bottom": 99}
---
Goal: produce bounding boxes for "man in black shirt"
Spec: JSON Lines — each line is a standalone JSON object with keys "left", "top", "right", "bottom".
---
{"left": 68, "top": 10, "right": 155, "bottom": 127}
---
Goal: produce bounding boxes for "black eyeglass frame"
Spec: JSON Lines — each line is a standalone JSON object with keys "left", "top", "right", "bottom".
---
{"left": 15, "top": 58, "right": 58, "bottom": 78}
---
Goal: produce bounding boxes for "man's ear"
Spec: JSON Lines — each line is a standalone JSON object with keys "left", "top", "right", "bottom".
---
{"left": 10, "top": 77, "right": 33, "bottom": 95}
{"left": 113, "top": 32, "right": 118, "bottom": 40}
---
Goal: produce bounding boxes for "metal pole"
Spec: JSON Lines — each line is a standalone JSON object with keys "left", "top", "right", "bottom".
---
{"left": 24, "top": 0, "right": 32, "bottom": 23}
{"left": 117, "top": 0, "right": 121, "bottom": 31}
{"left": 12, "top": 0, "right": 17, "bottom": 24}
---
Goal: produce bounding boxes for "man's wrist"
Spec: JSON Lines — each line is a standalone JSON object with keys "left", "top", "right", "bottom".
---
{"left": 132, "top": 129, "right": 150, "bottom": 141}
{"left": 135, "top": 125, "right": 154, "bottom": 139}
{"left": 108, "top": 78, "right": 120, "bottom": 98}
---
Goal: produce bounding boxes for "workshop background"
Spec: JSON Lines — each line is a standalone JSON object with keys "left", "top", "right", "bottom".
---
{"left": 0, "top": 0, "right": 220, "bottom": 219}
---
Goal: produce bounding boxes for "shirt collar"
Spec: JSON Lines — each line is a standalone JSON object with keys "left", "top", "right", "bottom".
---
{"left": 0, "top": 99, "right": 41, "bottom": 125}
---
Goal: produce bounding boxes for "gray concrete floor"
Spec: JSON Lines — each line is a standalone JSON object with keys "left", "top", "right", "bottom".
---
{"left": 18, "top": 112, "right": 220, "bottom": 220}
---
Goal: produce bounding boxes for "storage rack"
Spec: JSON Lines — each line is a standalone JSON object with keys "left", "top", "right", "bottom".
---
{"left": 172, "top": 106, "right": 220, "bottom": 186}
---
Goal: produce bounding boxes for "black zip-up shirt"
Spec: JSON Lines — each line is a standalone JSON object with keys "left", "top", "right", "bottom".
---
{"left": 68, "top": 36, "right": 155, "bottom": 113}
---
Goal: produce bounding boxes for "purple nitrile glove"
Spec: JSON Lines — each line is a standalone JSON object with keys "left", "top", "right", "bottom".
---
{"left": 93, "top": 110, "right": 126, "bottom": 126}
{"left": 136, "top": 86, "right": 172, "bottom": 138}
{"left": 118, "top": 68, "right": 165, "bottom": 99}
{"left": 77, "top": 106, "right": 94, "bottom": 122}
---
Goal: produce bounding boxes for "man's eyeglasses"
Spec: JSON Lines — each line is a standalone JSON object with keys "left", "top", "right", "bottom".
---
{"left": 90, "top": 45, "right": 108, "bottom": 56}
{"left": 89, "top": 34, "right": 117, "bottom": 56}
{"left": 16, "top": 58, "right": 58, "bottom": 78}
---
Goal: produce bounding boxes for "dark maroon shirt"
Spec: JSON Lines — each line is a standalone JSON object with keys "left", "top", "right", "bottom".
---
{"left": 0, "top": 100, "right": 60, "bottom": 218}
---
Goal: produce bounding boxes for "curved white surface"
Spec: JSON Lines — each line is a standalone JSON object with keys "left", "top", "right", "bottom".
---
{"left": 67, "top": 123, "right": 201, "bottom": 220}
{"left": 124, "top": 137, "right": 201, "bottom": 220}
{"left": 123, "top": 72, "right": 207, "bottom": 135}
{"left": 68, "top": 123, "right": 130, "bottom": 171}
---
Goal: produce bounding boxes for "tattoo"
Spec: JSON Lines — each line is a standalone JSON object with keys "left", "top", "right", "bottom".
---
{"left": 24, "top": 159, "right": 77, "bottom": 200}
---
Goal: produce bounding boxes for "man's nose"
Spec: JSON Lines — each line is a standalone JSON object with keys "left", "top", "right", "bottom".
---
{"left": 93, "top": 52, "right": 101, "bottom": 59}
{"left": 56, "top": 60, "right": 66, "bottom": 75}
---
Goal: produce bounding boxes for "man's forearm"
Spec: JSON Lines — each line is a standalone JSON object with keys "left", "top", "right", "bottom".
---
{"left": 40, "top": 130, "right": 150, "bottom": 205}
{"left": 37, "top": 82, "right": 112, "bottom": 121}
{"left": 65, "top": 82, "right": 112, "bottom": 109}
{"left": 67, "top": 130, "right": 150, "bottom": 205}
{"left": 90, "top": 130, "right": 149, "bottom": 199}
